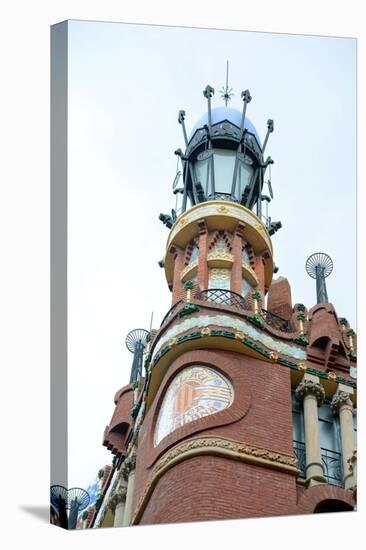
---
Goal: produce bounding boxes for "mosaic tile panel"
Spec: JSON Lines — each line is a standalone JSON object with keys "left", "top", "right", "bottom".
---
{"left": 153, "top": 314, "right": 307, "bottom": 361}
{"left": 154, "top": 365, "right": 234, "bottom": 445}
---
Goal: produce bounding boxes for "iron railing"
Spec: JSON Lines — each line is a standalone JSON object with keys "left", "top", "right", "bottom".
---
{"left": 293, "top": 440, "right": 306, "bottom": 479}
{"left": 197, "top": 288, "right": 249, "bottom": 310}
{"left": 293, "top": 441, "right": 344, "bottom": 486}
{"left": 160, "top": 300, "right": 184, "bottom": 327}
{"left": 261, "top": 308, "right": 292, "bottom": 332}
{"left": 321, "top": 447, "right": 343, "bottom": 487}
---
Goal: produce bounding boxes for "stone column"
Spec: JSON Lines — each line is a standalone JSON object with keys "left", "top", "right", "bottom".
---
{"left": 108, "top": 484, "right": 128, "bottom": 527}
{"left": 197, "top": 220, "right": 208, "bottom": 290}
{"left": 296, "top": 374, "right": 326, "bottom": 485}
{"left": 122, "top": 451, "right": 137, "bottom": 526}
{"left": 331, "top": 386, "right": 356, "bottom": 489}
{"left": 231, "top": 222, "right": 245, "bottom": 295}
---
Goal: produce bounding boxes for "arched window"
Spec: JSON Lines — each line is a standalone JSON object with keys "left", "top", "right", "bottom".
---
{"left": 314, "top": 499, "right": 353, "bottom": 513}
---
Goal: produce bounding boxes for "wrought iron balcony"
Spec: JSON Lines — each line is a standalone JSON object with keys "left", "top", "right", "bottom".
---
{"left": 160, "top": 300, "right": 184, "bottom": 327}
{"left": 260, "top": 308, "right": 292, "bottom": 332}
{"left": 293, "top": 440, "right": 306, "bottom": 479}
{"left": 293, "top": 441, "right": 343, "bottom": 486}
{"left": 321, "top": 447, "right": 343, "bottom": 487}
{"left": 197, "top": 288, "right": 249, "bottom": 310}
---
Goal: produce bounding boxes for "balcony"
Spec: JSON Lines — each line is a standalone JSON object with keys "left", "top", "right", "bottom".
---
{"left": 321, "top": 447, "right": 343, "bottom": 487}
{"left": 260, "top": 308, "right": 292, "bottom": 333}
{"left": 293, "top": 440, "right": 306, "bottom": 479}
{"left": 293, "top": 440, "right": 344, "bottom": 487}
{"left": 197, "top": 288, "right": 249, "bottom": 310}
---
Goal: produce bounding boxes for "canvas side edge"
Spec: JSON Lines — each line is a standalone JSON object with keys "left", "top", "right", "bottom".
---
{"left": 51, "top": 21, "right": 68, "bottom": 494}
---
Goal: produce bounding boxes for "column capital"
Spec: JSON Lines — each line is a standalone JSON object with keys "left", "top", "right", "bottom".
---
{"left": 331, "top": 390, "right": 353, "bottom": 413}
{"left": 121, "top": 450, "right": 137, "bottom": 480}
{"left": 295, "top": 379, "right": 325, "bottom": 406}
{"left": 108, "top": 486, "right": 127, "bottom": 513}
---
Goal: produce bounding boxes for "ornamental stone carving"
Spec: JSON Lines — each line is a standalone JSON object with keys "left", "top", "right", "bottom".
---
{"left": 331, "top": 390, "right": 353, "bottom": 412}
{"left": 108, "top": 486, "right": 127, "bottom": 513}
{"left": 347, "top": 449, "right": 357, "bottom": 473}
{"left": 295, "top": 379, "right": 325, "bottom": 406}
{"left": 121, "top": 451, "right": 137, "bottom": 480}
{"left": 130, "top": 436, "right": 299, "bottom": 525}
{"left": 153, "top": 436, "right": 298, "bottom": 477}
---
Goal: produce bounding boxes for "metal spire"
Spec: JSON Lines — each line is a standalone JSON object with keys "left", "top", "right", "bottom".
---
{"left": 125, "top": 329, "right": 149, "bottom": 384}
{"left": 220, "top": 60, "right": 234, "bottom": 106}
{"left": 305, "top": 252, "right": 333, "bottom": 304}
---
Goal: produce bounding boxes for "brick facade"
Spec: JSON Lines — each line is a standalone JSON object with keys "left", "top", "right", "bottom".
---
{"left": 102, "top": 200, "right": 356, "bottom": 526}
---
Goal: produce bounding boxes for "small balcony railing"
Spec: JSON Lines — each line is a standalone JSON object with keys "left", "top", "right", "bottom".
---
{"left": 197, "top": 288, "right": 249, "bottom": 310}
{"left": 293, "top": 441, "right": 343, "bottom": 486}
{"left": 260, "top": 308, "right": 292, "bottom": 333}
{"left": 293, "top": 440, "right": 306, "bottom": 479}
{"left": 160, "top": 300, "right": 184, "bottom": 327}
{"left": 321, "top": 447, "right": 343, "bottom": 487}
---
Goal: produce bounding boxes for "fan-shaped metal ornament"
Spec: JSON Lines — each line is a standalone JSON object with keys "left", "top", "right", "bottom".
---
{"left": 305, "top": 252, "right": 333, "bottom": 279}
{"left": 50, "top": 485, "right": 90, "bottom": 510}
{"left": 125, "top": 328, "right": 149, "bottom": 353}
{"left": 306, "top": 252, "right": 333, "bottom": 304}
{"left": 67, "top": 488, "right": 90, "bottom": 511}
{"left": 50, "top": 485, "right": 68, "bottom": 508}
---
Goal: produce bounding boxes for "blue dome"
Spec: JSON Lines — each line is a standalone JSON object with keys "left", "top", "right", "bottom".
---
{"left": 189, "top": 106, "right": 261, "bottom": 144}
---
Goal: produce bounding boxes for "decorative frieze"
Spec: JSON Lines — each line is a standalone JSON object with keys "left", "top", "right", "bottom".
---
{"left": 131, "top": 436, "right": 299, "bottom": 525}
{"left": 152, "top": 313, "right": 307, "bottom": 362}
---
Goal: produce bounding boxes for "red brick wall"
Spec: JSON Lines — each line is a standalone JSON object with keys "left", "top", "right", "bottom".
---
{"left": 140, "top": 457, "right": 297, "bottom": 525}
{"left": 133, "top": 349, "right": 295, "bottom": 524}
{"left": 169, "top": 226, "right": 267, "bottom": 305}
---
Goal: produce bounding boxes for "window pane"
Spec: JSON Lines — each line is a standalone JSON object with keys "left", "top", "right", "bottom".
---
{"left": 213, "top": 149, "right": 236, "bottom": 194}
{"left": 208, "top": 268, "right": 230, "bottom": 290}
{"left": 189, "top": 244, "right": 199, "bottom": 263}
{"left": 195, "top": 157, "right": 210, "bottom": 195}
{"left": 292, "top": 411, "right": 305, "bottom": 442}
{"left": 237, "top": 160, "right": 253, "bottom": 198}
{"left": 319, "top": 420, "right": 337, "bottom": 451}
{"left": 241, "top": 278, "right": 252, "bottom": 297}
{"left": 242, "top": 247, "right": 250, "bottom": 266}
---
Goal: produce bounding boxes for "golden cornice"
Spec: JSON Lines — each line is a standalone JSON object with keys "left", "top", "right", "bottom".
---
{"left": 164, "top": 201, "right": 274, "bottom": 290}
{"left": 166, "top": 201, "right": 273, "bottom": 254}
{"left": 131, "top": 436, "right": 299, "bottom": 524}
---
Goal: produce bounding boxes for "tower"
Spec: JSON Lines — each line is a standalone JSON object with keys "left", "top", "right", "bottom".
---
{"left": 100, "top": 83, "right": 357, "bottom": 528}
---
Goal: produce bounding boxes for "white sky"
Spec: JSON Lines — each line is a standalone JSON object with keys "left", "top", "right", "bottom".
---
{"left": 67, "top": 20, "right": 356, "bottom": 490}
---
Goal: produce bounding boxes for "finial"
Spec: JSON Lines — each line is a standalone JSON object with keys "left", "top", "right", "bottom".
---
{"left": 125, "top": 329, "right": 150, "bottom": 383}
{"left": 220, "top": 60, "right": 234, "bottom": 106}
{"left": 306, "top": 252, "right": 333, "bottom": 304}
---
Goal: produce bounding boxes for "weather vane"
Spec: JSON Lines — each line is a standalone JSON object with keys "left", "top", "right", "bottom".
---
{"left": 220, "top": 60, "right": 234, "bottom": 106}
